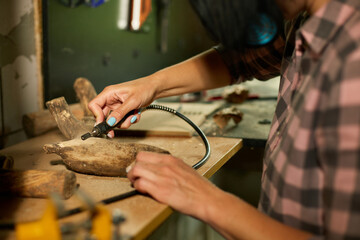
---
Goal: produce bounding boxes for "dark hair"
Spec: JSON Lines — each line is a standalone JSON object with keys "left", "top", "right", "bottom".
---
{"left": 190, "top": 0, "right": 283, "bottom": 50}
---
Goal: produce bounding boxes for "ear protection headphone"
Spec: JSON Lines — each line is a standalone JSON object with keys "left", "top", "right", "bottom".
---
{"left": 246, "top": 14, "right": 278, "bottom": 46}
{"left": 190, "top": 0, "right": 282, "bottom": 50}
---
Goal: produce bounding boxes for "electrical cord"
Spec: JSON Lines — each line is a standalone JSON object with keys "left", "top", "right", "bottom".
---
{"left": 143, "top": 104, "right": 211, "bottom": 169}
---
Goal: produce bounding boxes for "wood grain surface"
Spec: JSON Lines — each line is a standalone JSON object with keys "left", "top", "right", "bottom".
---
{"left": 0, "top": 130, "right": 241, "bottom": 239}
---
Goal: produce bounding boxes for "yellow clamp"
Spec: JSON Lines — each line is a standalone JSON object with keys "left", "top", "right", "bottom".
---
{"left": 15, "top": 200, "right": 61, "bottom": 240}
{"left": 91, "top": 204, "right": 112, "bottom": 240}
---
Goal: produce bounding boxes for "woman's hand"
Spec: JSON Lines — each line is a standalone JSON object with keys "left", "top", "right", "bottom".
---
{"left": 88, "top": 77, "right": 158, "bottom": 137}
{"left": 127, "top": 151, "right": 221, "bottom": 220}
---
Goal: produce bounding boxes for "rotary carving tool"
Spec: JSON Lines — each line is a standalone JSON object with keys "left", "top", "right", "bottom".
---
{"left": 81, "top": 109, "right": 138, "bottom": 140}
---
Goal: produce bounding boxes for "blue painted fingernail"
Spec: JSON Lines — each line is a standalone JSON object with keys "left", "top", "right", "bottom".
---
{"left": 130, "top": 116, "right": 137, "bottom": 123}
{"left": 138, "top": 108, "right": 142, "bottom": 114}
{"left": 107, "top": 117, "right": 116, "bottom": 126}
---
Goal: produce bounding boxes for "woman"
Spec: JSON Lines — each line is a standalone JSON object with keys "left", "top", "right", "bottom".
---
{"left": 89, "top": 0, "right": 360, "bottom": 238}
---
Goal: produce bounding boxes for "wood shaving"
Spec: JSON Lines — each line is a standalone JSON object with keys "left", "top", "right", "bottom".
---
{"left": 213, "top": 107, "right": 243, "bottom": 129}
{"left": 222, "top": 85, "right": 249, "bottom": 103}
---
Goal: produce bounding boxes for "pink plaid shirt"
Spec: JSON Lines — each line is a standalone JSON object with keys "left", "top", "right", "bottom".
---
{"left": 218, "top": 0, "right": 360, "bottom": 238}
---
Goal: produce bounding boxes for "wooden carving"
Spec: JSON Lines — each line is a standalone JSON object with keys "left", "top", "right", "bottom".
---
{"left": 44, "top": 138, "right": 169, "bottom": 177}
{"left": 22, "top": 103, "right": 84, "bottom": 138}
{"left": 46, "top": 97, "right": 90, "bottom": 140}
{"left": 73, "top": 77, "right": 97, "bottom": 116}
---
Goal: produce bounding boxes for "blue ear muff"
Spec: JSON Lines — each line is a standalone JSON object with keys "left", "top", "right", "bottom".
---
{"left": 246, "top": 14, "right": 278, "bottom": 46}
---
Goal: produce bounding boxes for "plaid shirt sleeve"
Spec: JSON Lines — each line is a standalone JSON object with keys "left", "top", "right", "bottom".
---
{"left": 213, "top": 34, "right": 286, "bottom": 84}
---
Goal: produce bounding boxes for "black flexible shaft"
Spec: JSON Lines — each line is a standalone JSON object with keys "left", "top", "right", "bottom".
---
{"left": 144, "top": 104, "right": 211, "bottom": 169}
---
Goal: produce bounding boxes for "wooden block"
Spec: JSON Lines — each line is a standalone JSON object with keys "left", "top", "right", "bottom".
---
{"left": 22, "top": 104, "right": 84, "bottom": 138}
{"left": 46, "top": 97, "right": 89, "bottom": 140}
{"left": 0, "top": 169, "right": 77, "bottom": 199}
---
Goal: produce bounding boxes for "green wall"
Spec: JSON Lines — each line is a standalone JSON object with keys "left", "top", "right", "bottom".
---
{"left": 46, "top": 0, "right": 214, "bottom": 103}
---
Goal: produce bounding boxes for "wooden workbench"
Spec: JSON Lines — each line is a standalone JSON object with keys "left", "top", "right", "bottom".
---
{"left": 0, "top": 130, "right": 242, "bottom": 239}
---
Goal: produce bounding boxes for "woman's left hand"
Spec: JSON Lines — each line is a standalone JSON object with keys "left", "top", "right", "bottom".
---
{"left": 127, "top": 151, "right": 220, "bottom": 219}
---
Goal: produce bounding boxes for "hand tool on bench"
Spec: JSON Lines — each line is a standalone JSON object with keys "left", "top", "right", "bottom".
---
{"left": 0, "top": 169, "right": 77, "bottom": 199}
{"left": 0, "top": 154, "right": 77, "bottom": 199}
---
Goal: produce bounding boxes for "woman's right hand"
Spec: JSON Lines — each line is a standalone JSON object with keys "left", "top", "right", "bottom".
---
{"left": 88, "top": 77, "right": 158, "bottom": 137}
{"left": 88, "top": 48, "right": 232, "bottom": 138}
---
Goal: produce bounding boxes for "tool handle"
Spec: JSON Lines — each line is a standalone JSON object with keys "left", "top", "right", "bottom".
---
{"left": 97, "top": 109, "right": 137, "bottom": 134}
{"left": 0, "top": 169, "right": 77, "bottom": 199}
{"left": 115, "top": 109, "right": 137, "bottom": 127}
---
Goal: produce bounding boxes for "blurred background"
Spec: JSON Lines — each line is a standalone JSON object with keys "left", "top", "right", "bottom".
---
{"left": 44, "top": 0, "right": 215, "bottom": 103}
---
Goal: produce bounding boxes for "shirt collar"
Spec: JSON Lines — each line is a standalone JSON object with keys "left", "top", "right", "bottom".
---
{"left": 300, "top": 0, "right": 357, "bottom": 55}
